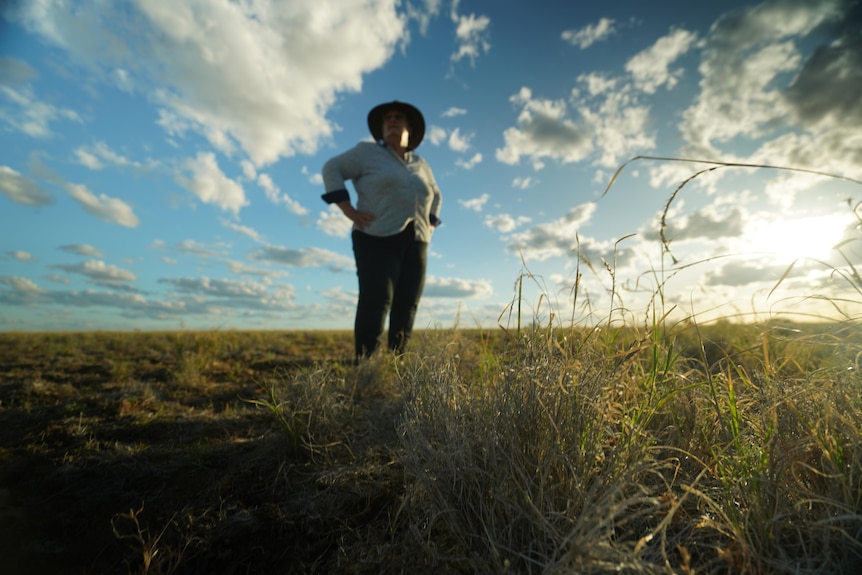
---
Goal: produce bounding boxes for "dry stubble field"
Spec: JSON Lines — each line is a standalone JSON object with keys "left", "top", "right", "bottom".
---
{"left": 2, "top": 324, "right": 862, "bottom": 574}
{"left": 0, "top": 330, "right": 405, "bottom": 574}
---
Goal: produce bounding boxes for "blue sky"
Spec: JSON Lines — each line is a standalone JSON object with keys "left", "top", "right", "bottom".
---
{"left": 2, "top": 0, "right": 861, "bottom": 332}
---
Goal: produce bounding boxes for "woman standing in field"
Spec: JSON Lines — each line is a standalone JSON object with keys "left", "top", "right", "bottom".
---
{"left": 321, "top": 101, "right": 442, "bottom": 359}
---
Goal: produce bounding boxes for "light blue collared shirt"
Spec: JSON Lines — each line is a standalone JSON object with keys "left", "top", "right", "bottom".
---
{"left": 321, "top": 142, "right": 442, "bottom": 242}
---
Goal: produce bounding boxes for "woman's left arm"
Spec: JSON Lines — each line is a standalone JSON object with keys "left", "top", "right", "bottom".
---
{"left": 423, "top": 161, "right": 443, "bottom": 227}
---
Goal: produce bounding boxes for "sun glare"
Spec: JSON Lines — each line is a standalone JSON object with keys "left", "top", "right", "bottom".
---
{"left": 749, "top": 215, "right": 847, "bottom": 264}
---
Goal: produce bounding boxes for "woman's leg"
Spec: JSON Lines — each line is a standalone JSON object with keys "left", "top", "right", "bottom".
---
{"left": 352, "top": 230, "right": 399, "bottom": 358}
{"left": 388, "top": 239, "right": 428, "bottom": 353}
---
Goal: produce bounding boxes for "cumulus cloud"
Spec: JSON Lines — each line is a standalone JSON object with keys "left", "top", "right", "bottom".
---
{"left": 226, "top": 260, "right": 287, "bottom": 279}
{"left": 459, "top": 193, "right": 489, "bottom": 212}
{"left": 456, "top": 152, "right": 483, "bottom": 169}
{"left": 702, "top": 259, "right": 806, "bottom": 288}
{"left": 578, "top": 85, "right": 655, "bottom": 168}
{"left": 646, "top": 0, "right": 862, "bottom": 199}
{"left": 0, "top": 166, "right": 52, "bottom": 206}
{"left": 658, "top": 205, "right": 747, "bottom": 243}
{"left": 449, "top": 0, "right": 491, "bottom": 66}
{"left": 484, "top": 213, "right": 531, "bottom": 233}
{"left": 0, "top": 85, "right": 81, "bottom": 137}
{"left": 0, "top": 275, "right": 45, "bottom": 294}
{"left": 257, "top": 173, "right": 308, "bottom": 215}
{"left": 507, "top": 203, "right": 598, "bottom": 261}
{"left": 51, "top": 259, "right": 137, "bottom": 285}
{"left": 66, "top": 183, "right": 140, "bottom": 227}
{"left": 221, "top": 219, "right": 263, "bottom": 242}
{"left": 178, "top": 152, "right": 248, "bottom": 216}
{"left": 5, "top": 0, "right": 410, "bottom": 166}
{"left": 173, "top": 239, "right": 230, "bottom": 258}
{"left": 512, "top": 176, "right": 535, "bottom": 189}
{"left": 7, "top": 250, "right": 32, "bottom": 261}
{"left": 579, "top": 72, "right": 618, "bottom": 96}
{"left": 625, "top": 28, "right": 699, "bottom": 94}
{"left": 59, "top": 244, "right": 104, "bottom": 258}
{"left": 496, "top": 87, "right": 593, "bottom": 169}
{"left": 442, "top": 107, "right": 467, "bottom": 117}
{"left": 160, "top": 276, "right": 269, "bottom": 299}
{"left": 424, "top": 275, "right": 493, "bottom": 298}
{"left": 316, "top": 205, "right": 354, "bottom": 237}
{"left": 249, "top": 245, "right": 354, "bottom": 272}
{"left": 448, "top": 127, "right": 473, "bottom": 152}
{"left": 679, "top": 0, "right": 845, "bottom": 149}
{"left": 0, "top": 56, "right": 79, "bottom": 137}
{"left": 497, "top": 83, "right": 654, "bottom": 170}
{"left": 561, "top": 17, "right": 616, "bottom": 49}
{"left": 427, "top": 125, "right": 447, "bottom": 146}
{"left": 783, "top": 24, "right": 862, "bottom": 130}
{"left": 406, "top": 0, "right": 443, "bottom": 36}
{"left": 73, "top": 142, "right": 143, "bottom": 170}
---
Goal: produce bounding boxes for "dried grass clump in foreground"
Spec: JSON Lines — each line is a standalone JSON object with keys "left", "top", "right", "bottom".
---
{"left": 393, "top": 325, "right": 862, "bottom": 574}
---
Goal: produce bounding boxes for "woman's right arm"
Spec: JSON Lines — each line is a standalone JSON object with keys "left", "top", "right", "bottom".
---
{"left": 321, "top": 145, "right": 375, "bottom": 230}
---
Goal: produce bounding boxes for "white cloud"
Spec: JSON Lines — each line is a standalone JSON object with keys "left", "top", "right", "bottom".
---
{"left": 178, "top": 152, "right": 248, "bottom": 216}
{"left": 316, "top": 205, "right": 354, "bottom": 238}
{"left": 658, "top": 205, "right": 747, "bottom": 243}
{"left": 6, "top": 0, "right": 409, "bottom": 166}
{"left": 679, "top": 0, "right": 844, "bottom": 150}
{"left": 507, "top": 203, "right": 597, "bottom": 261}
{"left": 427, "top": 125, "right": 447, "bottom": 146}
{"left": 160, "top": 276, "right": 269, "bottom": 299}
{"left": 512, "top": 176, "right": 534, "bottom": 189}
{"left": 497, "top": 75, "right": 655, "bottom": 171}
{"left": 449, "top": 0, "right": 491, "bottom": 66}
{"left": 220, "top": 219, "right": 263, "bottom": 242}
{"left": 226, "top": 259, "right": 287, "bottom": 279}
{"left": 52, "top": 259, "right": 137, "bottom": 285}
{"left": 0, "top": 85, "right": 80, "bottom": 137}
{"left": 459, "top": 193, "right": 489, "bottom": 212}
{"left": 456, "top": 152, "right": 483, "bottom": 170}
{"left": 113, "top": 68, "right": 134, "bottom": 92}
{"left": 240, "top": 160, "right": 256, "bottom": 181}
{"left": 561, "top": 17, "right": 616, "bottom": 49}
{"left": 447, "top": 127, "right": 472, "bottom": 152}
{"left": 257, "top": 173, "right": 308, "bottom": 215}
{"left": 0, "top": 166, "right": 52, "bottom": 206}
{"left": 7, "top": 250, "right": 32, "bottom": 261}
{"left": 442, "top": 107, "right": 467, "bottom": 117}
{"left": 73, "top": 142, "right": 142, "bottom": 171}
{"left": 625, "top": 28, "right": 699, "bottom": 94}
{"left": 249, "top": 245, "right": 354, "bottom": 272}
{"left": 59, "top": 244, "right": 104, "bottom": 258}
{"left": 66, "top": 183, "right": 140, "bottom": 227}
{"left": 0, "top": 275, "right": 45, "bottom": 294}
{"left": 647, "top": 0, "right": 862, "bottom": 197}
{"left": 578, "top": 72, "right": 617, "bottom": 96}
{"left": 496, "top": 87, "right": 593, "bottom": 168}
{"left": 424, "top": 275, "right": 493, "bottom": 299}
{"left": 173, "top": 239, "right": 230, "bottom": 258}
{"left": 301, "top": 166, "right": 323, "bottom": 185}
{"left": 406, "top": 0, "right": 443, "bottom": 36}
{"left": 484, "top": 213, "right": 531, "bottom": 233}
{"left": 577, "top": 85, "right": 655, "bottom": 168}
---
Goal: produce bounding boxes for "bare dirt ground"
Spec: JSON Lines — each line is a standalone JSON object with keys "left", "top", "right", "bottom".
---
{"left": 0, "top": 332, "right": 410, "bottom": 574}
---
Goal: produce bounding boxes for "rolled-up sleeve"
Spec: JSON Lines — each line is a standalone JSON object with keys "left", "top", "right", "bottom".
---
{"left": 321, "top": 147, "right": 363, "bottom": 204}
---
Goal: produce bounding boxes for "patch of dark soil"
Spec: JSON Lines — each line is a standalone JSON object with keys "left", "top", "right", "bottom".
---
{"left": 0, "top": 331, "right": 409, "bottom": 574}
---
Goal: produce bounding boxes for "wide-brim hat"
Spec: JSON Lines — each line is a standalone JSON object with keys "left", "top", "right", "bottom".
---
{"left": 367, "top": 101, "right": 425, "bottom": 150}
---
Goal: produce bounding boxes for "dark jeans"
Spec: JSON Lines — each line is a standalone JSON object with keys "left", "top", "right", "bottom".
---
{"left": 351, "top": 223, "right": 428, "bottom": 358}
